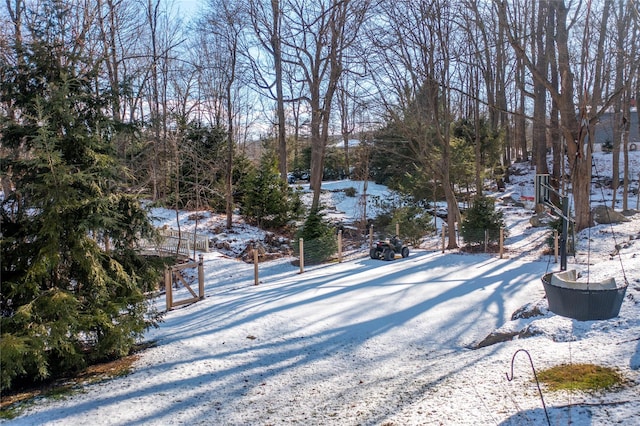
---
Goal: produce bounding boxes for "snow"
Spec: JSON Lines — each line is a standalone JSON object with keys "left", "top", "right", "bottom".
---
{"left": 4, "top": 152, "right": 640, "bottom": 425}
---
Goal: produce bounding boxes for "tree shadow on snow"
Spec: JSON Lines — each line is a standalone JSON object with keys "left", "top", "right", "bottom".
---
{"left": 498, "top": 405, "right": 593, "bottom": 425}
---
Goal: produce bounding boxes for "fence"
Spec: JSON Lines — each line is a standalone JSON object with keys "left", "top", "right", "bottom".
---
{"left": 165, "top": 255, "right": 205, "bottom": 310}
{"left": 143, "top": 228, "right": 210, "bottom": 257}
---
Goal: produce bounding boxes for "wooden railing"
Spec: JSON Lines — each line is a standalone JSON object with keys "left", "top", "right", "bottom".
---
{"left": 142, "top": 228, "right": 210, "bottom": 257}
{"left": 165, "top": 255, "right": 205, "bottom": 310}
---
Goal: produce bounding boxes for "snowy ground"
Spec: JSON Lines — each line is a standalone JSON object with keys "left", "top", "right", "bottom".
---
{"left": 3, "top": 152, "right": 640, "bottom": 425}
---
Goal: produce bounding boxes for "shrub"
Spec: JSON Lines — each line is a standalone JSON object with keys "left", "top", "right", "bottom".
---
{"left": 460, "top": 196, "right": 507, "bottom": 247}
{"left": 239, "top": 152, "right": 303, "bottom": 229}
{"left": 546, "top": 217, "right": 575, "bottom": 255}
{"left": 294, "top": 208, "right": 338, "bottom": 264}
{"left": 344, "top": 187, "right": 357, "bottom": 197}
{"left": 388, "top": 206, "right": 435, "bottom": 247}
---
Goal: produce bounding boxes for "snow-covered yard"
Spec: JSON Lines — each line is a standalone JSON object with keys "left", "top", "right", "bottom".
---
{"left": 3, "top": 152, "right": 640, "bottom": 425}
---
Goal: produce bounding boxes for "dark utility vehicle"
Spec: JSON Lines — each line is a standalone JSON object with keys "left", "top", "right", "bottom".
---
{"left": 369, "top": 236, "right": 409, "bottom": 261}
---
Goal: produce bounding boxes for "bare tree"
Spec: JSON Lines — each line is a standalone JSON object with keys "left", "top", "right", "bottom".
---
{"left": 497, "top": 0, "right": 625, "bottom": 232}
{"left": 199, "top": 0, "right": 249, "bottom": 228}
{"left": 368, "top": 0, "right": 461, "bottom": 248}
{"left": 279, "top": 0, "right": 370, "bottom": 210}
{"left": 531, "top": 1, "right": 549, "bottom": 175}
{"left": 610, "top": 0, "right": 638, "bottom": 211}
{"left": 248, "top": 0, "right": 289, "bottom": 181}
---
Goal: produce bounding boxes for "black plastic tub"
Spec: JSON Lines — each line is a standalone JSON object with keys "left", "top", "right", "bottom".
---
{"left": 541, "top": 270, "right": 627, "bottom": 321}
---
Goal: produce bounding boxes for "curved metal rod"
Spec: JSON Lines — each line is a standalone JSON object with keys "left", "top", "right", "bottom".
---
{"left": 506, "top": 349, "right": 551, "bottom": 426}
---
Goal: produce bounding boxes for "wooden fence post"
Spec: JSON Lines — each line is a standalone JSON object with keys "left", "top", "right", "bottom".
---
{"left": 484, "top": 229, "right": 488, "bottom": 253}
{"left": 254, "top": 246, "right": 259, "bottom": 285}
{"left": 499, "top": 228, "right": 504, "bottom": 259}
{"left": 395, "top": 222, "right": 399, "bottom": 236}
{"left": 337, "top": 230, "right": 343, "bottom": 263}
{"left": 369, "top": 224, "right": 374, "bottom": 247}
{"left": 198, "top": 255, "right": 204, "bottom": 299}
{"left": 299, "top": 238, "right": 304, "bottom": 274}
{"left": 441, "top": 224, "right": 446, "bottom": 253}
{"left": 165, "top": 267, "right": 172, "bottom": 311}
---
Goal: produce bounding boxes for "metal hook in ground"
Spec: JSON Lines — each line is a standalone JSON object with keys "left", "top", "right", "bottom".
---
{"left": 506, "top": 348, "right": 551, "bottom": 426}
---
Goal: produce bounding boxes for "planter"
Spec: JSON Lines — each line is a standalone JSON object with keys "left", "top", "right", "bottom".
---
{"left": 541, "top": 270, "right": 627, "bottom": 321}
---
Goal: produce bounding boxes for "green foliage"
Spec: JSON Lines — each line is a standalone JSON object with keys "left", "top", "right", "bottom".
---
{"left": 370, "top": 125, "right": 416, "bottom": 187}
{"left": 449, "top": 136, "right": 475, "bottom": 190}
{"left": 452, "top": 117, "right": 502, "bottom": 176}
{"left": 460, "top": 196, "right": 507, "bottom": 246}
{"left": 0, "top": 13, "right": 160, "bottom": 392}
{"left": 294, "top": 209, "right": 338, "bottom": 264}
{"left": 538, "top": 364, "right": 622, "bottom": 392}
{"left": 239, "top": 151, "right": 302, "bottom": 229}
{"left": 546, "top": 217, "right": 575, "bottom": 255}
{"left": 388, "top": 206, "right": 435, "bottom": 247}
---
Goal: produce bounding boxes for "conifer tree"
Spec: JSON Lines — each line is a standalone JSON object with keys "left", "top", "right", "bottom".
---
{"left": 294, "top": 208, "right": 338, "bottom": 265}
{"left": 460, "top": 196, "right": 507, "bottom": 248}
{"left": 239, "top": 150, "right": 302, "bottom": 229}
{"left": 0, "top": 6, "right": 160, "bottom": 391}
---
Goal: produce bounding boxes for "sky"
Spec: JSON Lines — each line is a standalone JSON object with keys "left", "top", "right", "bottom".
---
{"left": 2, "top": 151, "right": 639, "bottom": 425}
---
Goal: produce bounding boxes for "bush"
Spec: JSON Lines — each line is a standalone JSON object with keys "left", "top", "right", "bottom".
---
{"left": 344, "top": 187, "right": 357, "bottom": 197}
{"left": 388, "top": 206, "right": 435, "bottom": 247}
{"left": 238, "top": 152, "right": 303, "bottom": 229}
{"left": 460, "top": 196, "right": 507, "bottom": 247}
{"left": 293, "top": 209, "right": 338, "bottom": 264}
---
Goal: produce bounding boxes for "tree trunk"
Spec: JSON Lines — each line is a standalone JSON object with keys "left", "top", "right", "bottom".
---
{"left": 555, "top": 1, "right": 592, "bottom": 231}
{"left": 271, "top": 0, "right": 288, "bottom": 181}
{"left": 532, "top": 1, "right": 548, "bottom": 175}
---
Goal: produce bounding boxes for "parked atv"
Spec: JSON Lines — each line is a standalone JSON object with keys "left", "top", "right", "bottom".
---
{"left": 369, "top": 236, "right": 409, "bottom": 261}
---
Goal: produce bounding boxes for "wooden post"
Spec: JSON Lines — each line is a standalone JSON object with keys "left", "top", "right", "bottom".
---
{"left": 337, "top": 230, "right": 343, "bottom": 263}
{"left": 369, "top": 224, "right": 374, "bottom": 247}
{"left": 254, "top": 246, "right": 259, "bottom": 285}
{"left": 198, "top": 255, "right": 204, "bottom": 299}
{"left": 395, "top": 222, "right": 399, "bottom": 237}
{"left": 165, "top": 267, "right": 172, "bottom": 311}
{"left": 499, "top": 228, "right": 504, "bottom": 259}
{"left": 554, "top": 230, "right": 559, "bottom": 263}
{"left": 484, "top": 229, "right": 488, "bottom": 253}
{"left": 299, "top": 238, "right": 304, "bottom": 274}
{"left": 441, "top": 224, "right": 445, "bottom": 253}
{"left": 637, "top": 172, "right": 640, "bottom": 210}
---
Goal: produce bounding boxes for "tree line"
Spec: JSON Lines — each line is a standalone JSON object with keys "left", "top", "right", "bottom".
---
{"left": 1, "top": 0, "right": 639, "bottom": 391}
{"left": 3, "top": 0, "right": 638, "bottom": 232}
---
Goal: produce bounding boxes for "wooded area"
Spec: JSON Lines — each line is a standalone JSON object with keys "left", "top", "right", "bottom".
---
{"left": 1, "top": 0, "right": 639, "bottom": 391}
{"left": 2, "top": 0, "right": 639, "bottom": 228}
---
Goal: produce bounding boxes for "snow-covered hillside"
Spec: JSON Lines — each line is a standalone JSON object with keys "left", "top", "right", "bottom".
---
{"left": 3, "top": 152, "right": 640, "bottom": 425}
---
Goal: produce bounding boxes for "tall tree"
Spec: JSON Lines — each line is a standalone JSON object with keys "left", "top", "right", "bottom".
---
{"left": 531, "top": 1, "right": 549, "bottom": 175}
{"left": 497, "top": 0, "right": 623, "bottom": 231}
{"left": 0, "top": 1, "right": 160, "bottom": 391}
{"left": 369, "top": 0, "right": 461, "bottom": 248}
{"left": 281, "top": 0, "right": 370, "bottom": 210}
{"left": 201, "top": 0, "right": 248, "bottom": 228}
{"left": 249, "top": 0, "right": 288, "bottom": 181}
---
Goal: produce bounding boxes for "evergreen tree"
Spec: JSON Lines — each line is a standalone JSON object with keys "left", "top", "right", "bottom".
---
{"left": 294, "top": 208, "right": 338, "bottom": 265}
{"left": 239, "top": 150, "right": 302, "bottom": 229}
{"left": 460, "top": 196, "right": 507, "bottom": 247}
{"left": 0, "top": 11, "right": 160, "bottom": 391}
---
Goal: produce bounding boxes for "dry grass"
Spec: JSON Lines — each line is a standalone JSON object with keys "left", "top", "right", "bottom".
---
{"left": 537, "top": 363, "right": 623, "bottom": 392}
{"left": 0, "top": 348, "right": 147, "bottom": 419}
